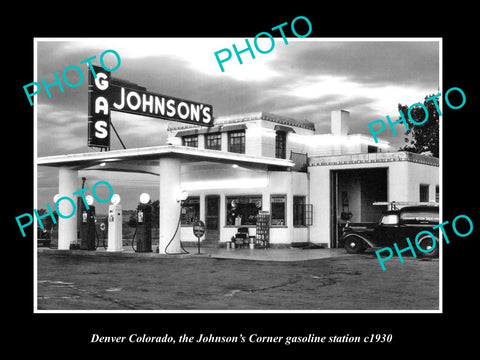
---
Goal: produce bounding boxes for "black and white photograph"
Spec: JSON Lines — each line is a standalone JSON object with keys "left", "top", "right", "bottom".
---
{"left": 32, "top": 37, "right": 443, "bottom": 313}
{"left": 8, "top": 7, "right": 478, "bottom": 354}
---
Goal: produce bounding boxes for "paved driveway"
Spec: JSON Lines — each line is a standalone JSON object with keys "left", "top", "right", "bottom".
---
{"left": 36, "top": 248, "right": 439, "bottom": 311}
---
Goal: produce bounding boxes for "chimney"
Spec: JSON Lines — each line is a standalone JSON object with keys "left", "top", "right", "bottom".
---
{"left": 331, "top": 110, "right": 350, "bottom": 136}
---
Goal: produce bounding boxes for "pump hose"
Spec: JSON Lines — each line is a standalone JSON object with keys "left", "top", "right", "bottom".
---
{"left": 164, "top": 210, "right": 189, "bottom": 255}
{"left": 90, "top": 218, "right": 98, "bottom": 250}
{"left": 131, "top": 216, "right": 138, "bottom": 252}
{"left": 92, "top": 216, "right": 106, "bottom": 250}
{"left": 94, "top": 224, "right": 99, "bottom": 250}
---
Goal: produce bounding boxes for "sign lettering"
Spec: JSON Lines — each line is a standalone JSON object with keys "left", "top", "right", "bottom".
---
{"left": 88, "top": 65, "right": 213, "bottom": 150}
{"left": 88, "top": 67, "right": 111, "bottom": 149}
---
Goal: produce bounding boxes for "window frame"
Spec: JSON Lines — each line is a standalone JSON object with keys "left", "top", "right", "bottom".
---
{"left": 419, "top": 184, "right": 430, "bottom": 202}
{"left": 227, "top": 130, "right": 245, "bottom": 154}
{"left": 293, "top": 196, "right": 313, "bottom": 227}
{"left": 270, "top": 194, "right": 287, "bottom": 227}
{"left": 205, "top": 132, "right": 222, "bottom": 151}
{"left": 275, "top": 131, "right": 287, "bottom": 159}
{"left": 182, "top": 135, "right": 198, "bottom": 148}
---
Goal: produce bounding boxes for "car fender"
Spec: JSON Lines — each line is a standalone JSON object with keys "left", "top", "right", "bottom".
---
{"left": 342, "top": 233, "right": 376, "bottom": 248}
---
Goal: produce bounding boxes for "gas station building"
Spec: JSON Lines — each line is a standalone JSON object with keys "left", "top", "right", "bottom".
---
{"left": 37, "top": 110, "right": 439, "bottom": 252}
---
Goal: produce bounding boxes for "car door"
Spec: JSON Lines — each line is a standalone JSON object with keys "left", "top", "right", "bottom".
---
{"left": 373, "top": 213, "right": 400, "bottom": 246}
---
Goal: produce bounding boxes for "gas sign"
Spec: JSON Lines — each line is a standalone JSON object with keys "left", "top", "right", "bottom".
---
{"left": 88, "top": 65, "right": 214, "bottom": 150}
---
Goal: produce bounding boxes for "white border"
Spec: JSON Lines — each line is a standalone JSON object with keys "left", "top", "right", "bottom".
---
{"left": 34, "top": 37, "right": 442, "bottom": 314}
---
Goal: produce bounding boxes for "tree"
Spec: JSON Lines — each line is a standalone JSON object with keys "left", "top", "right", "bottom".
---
{"left": 36, "top": 208, "right": 58, "bottom": 229}
{"left": 399, "top": 94, "right": 439, "bottom": 158}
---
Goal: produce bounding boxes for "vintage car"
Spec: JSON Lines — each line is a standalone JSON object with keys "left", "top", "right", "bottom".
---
{"left": 37, "top": 225, "right": 52, "bottom": 247}
{"left": 338, "top": 205, "right": 440, "bottom": 257}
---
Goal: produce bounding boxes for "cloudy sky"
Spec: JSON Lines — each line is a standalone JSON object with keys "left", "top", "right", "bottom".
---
{"left": 35, "top": 38, "right": 440, "bottom": 210}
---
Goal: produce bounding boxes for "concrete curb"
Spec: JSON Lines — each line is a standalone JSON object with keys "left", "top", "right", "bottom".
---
{"left": 37, "top": 247, "right": 211, "bottom": 259}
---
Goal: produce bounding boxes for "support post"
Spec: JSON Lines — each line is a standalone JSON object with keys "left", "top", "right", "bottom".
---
{"left": 158, "top": 158, "right": 182, "bottom": 254}
{"left": 107, "top": 204, "right": 123, "bottom": 252}
{"left": 57, "top": 167, "right": 78, "bottom": 250}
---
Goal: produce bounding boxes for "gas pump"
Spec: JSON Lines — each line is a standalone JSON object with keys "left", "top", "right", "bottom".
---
{"left": 78, "top": 194, "right": 96, "bottom": 250}
{"left": 79, "top": 205, "right": 96, "bottom": 250}
{"left": 107, "top": 194, "right": 123, "bottom": 252}
{"left": 132, "top": 193, "right": 152, "bottom": 253}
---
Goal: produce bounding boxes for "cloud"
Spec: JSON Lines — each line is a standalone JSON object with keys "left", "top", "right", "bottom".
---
{"left": 37, "top": 103, "right": 87, "bottom": 155}
{"left": 271, "top": 40, "right": 439, "bottom": 88}
{"left": 54, "top": 37, "right": 282, "bottom": 82}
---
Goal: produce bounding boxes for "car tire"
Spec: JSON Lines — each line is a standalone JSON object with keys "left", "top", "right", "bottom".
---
{"left": 416, "top": 235, "right": 439, "bottom": 258}
{"left": 344, "top": 236, "right": 365, "bottom": 254}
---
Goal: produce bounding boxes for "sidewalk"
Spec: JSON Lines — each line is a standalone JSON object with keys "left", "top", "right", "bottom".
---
{"left": 206, "top": 247, "right": 350, "bottom": 261}
{"left": 37, "top": 246, "right": 350, "bottom": 262}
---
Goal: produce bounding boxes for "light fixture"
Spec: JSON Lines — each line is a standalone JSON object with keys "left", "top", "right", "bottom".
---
{"left": 139, "top": 192, "right": 150, "bottom": 204}
{"left": 232, "top": 164, "right": 239, "bottom": 168}
{"left": 99, "top": 162, "right": 106, "bottom": 167}
{"left": 53, "top": 194, "right": 60, "bottom": 203}
{"left": 111, "top": 194, "right": 121, "bottom": 205}
{"left": 176, "top": 189, "right": 189, "bottom": 202}
{"left": 85, "top": 195, "right": 94, "bottom": 206}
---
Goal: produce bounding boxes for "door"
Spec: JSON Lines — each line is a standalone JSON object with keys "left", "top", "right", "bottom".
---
{"left": 373, "top": 213, "right": 401, "bottom": 247}
{"left": 205, "top": 195, "right": 220, "bottom": 242}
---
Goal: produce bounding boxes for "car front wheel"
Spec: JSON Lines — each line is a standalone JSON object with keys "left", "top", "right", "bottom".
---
{"left": 416, "top": 235, "right": 439, "bottom": 258}
{"left": 344, "top": 236, "right": 365, "bottom": 254}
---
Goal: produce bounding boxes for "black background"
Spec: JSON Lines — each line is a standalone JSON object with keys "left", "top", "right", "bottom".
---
{"left": 8, "top": 5, "right": 477, "bottom": 356}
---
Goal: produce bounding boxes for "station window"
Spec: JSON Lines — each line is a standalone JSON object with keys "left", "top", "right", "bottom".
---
{"left": 181, "top": 197, "right": 200, "bottom": 225}
{"left": 182, "top": 135, "right": 198, "bottom": 148}
{"left": 226, "top": 195, "right": 262, "bottom": 226}
{"left": 228, "top": 130, "right": 245, "bottom": 154}
{"left": 205, "top": 133, "right": 222, "bottom": 150}
{"left": 419, "top": 184, "right": 430, "bottom": 202}
{"left": 271, "top": 195, "right": 286, "bottom": 226}
{"left": 293, "top": 196, "right": 313, "bottom": 226}
{"left": 275, "top": 131, "right": 287, "bottom": 159}
{"left": 435, "top": 185, "right": 439, "bottom": 203}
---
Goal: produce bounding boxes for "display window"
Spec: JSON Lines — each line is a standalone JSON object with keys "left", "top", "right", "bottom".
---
{"left": 226, "top": 195, "right": 262, "bottom": 225}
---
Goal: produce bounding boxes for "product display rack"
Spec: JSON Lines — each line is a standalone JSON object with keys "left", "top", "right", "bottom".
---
{"left": 255, "top": 211, "right": 270, "bottom": 248}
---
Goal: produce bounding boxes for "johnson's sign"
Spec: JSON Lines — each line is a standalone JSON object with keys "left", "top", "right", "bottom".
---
{"left": 88, "top": 65, "right": 213, "bottom": 149}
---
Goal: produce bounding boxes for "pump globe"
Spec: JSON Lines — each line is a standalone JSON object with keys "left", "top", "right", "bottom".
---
{"left": 85, "top": 195, "right": 94, "bottom": 206}
{"left": 111, "top": 194, "right": 121, "bottom": 205}
{"left": 139, "top": 192, "right": 150, "bottom": 204}
{"left": 178, "top": 190, "right": 188, "bottom": 202}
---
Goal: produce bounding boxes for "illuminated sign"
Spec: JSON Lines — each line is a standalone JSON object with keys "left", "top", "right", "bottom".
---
{"left": 88, "top": 65, "right": 213, "bottom": 150}
{"left": 88, "top": 67, "right": 111, "bottom": 149}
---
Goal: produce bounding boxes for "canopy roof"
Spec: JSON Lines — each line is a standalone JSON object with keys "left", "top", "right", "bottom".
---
{"left": 37, "top": 145, "right": 295, "bottom": 172}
